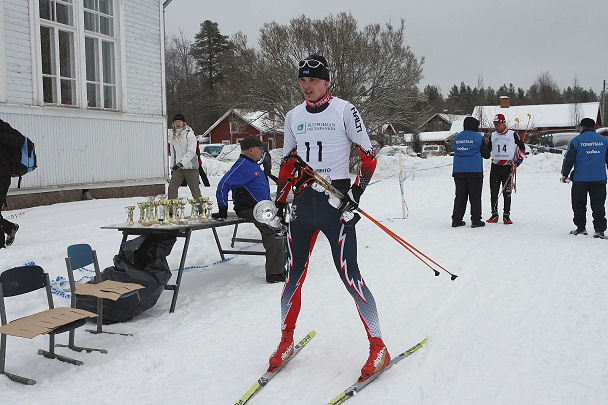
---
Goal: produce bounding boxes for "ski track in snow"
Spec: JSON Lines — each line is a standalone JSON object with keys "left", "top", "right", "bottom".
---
{"left": 2, "top": 152, "right": 608, "bottom": 404}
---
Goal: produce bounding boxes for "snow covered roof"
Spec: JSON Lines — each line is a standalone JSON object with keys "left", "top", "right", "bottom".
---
{"left": 472, "top": 102, "right": 599, "bottom": 129}
{"left": 420, "top": 113, "right": 468, "bottom": 127}
{"left": 201, "top": 108, "right": 283, "bottom": 137}
{"left": 403, "top": 130, "right": 452, "bottom": 143}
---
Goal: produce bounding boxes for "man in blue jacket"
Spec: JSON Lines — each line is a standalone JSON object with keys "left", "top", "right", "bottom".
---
{"left": 451, "top": 117, "right": 490, "bottom": 228}
{"left": 561, "top": 118, "right": 608, "bottom": 238}
{"left": 212, "top": 136, "right": 286, "bottom": 282}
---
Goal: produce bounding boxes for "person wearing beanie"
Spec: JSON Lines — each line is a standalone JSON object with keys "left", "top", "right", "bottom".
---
{"left": 269, "top": 54, "right": 390, "bottom": 382}
{"left": 561, "top": 118, "right": 608, "bottom": 238}
{"left": 451, "top": 117, "right": 490, "bottom": 228}
{"left": 486, "top": 113, "right": 526, "bottom": 224}
{"left": 212, "top": 136, "right": 286, "bottom": 282}
{"left": 167, "top": 113, "right": 202, "bottom": 201}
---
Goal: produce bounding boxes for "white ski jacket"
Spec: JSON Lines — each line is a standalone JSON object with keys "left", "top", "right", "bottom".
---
{"left": 168, "top": 125, "right": 199, "bottom": 169}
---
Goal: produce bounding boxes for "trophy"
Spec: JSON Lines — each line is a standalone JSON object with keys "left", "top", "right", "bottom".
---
{"left": 161, "top": 200, "right": 171, "bottom": 225}
{"left": 171, "top": 199, "right": 179, "bottom": 223}
{"left": 188, "top": 199, "right": 197, "bottom": 221}
{"left": 126, "top": 206, "right": 135, "bottom": 225}
{"left": 206, "top": 198, "right": 214, "bottom": 219}
{"left": 198, "top": 197, "right": 208, "bottom": 221}
{"left": 137, "top": 202, "right": 145, "bottom": 224}
{"left": 178, "top": 198, "right": 187, "bottom": 223}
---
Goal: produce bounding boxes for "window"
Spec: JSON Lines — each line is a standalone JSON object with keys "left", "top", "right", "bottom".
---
{"left": 84, "top": 0, "right": 116, "bottom": 109}
{"left": 37, "top": 0, "right": 117, "bottom": 109}
{"left": 39, "top": 0, "right": 76, "bottom": 105}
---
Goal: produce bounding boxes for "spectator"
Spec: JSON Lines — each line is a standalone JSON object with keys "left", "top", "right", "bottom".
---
{"left": 0, "top": 119, "right": 24, "bottom": 248}
{"left": 561, "top": 118, "right": 608, "bottom": 238}
{"left": 168, "top": 114, "right": 202, "bottom": 201}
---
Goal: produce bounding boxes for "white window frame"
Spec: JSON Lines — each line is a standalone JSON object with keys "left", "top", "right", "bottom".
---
{"left": 31, "top": 0, "right": 122, "bottom": 110}
{"left": 0, "top": 3, "right": 7, "bottom": 103}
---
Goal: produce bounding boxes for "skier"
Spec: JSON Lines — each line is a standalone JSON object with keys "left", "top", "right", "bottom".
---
{"left": 268, "top": 54, "right": 390, "bottom": 381}
{"left": 486, "top": 113, "right": 525, "bottom": 224}
{"left": 561, "top": 118, "right": 608, "bottom": 238}
{"left": 451, "top": 116, "right": 490, "bottom": 228}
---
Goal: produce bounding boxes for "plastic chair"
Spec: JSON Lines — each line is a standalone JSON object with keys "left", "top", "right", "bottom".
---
{"left": 59, "top": 244, "right": 135, "bottom": 350}
{"left": 0, "top": 265, "right": 91, "bottom": 385}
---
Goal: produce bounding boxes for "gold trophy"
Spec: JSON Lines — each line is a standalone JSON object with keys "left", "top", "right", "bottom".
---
{"left": 161, "top": 200, "right": 171, "bottom": 225}
{"left": 188, "top": 199, "right": 197, "bottom": 221}
{"left": 198, "top": 197, "right": 208, "bottom": 221}
{"left": 126, "top": 206, "right": 135, "bottom": 225}
{"left": 137, "top": 202, "right": 145, "bottom": 224}
{"left": 171, "top": 199, "right": 179, "bottom": 223}
{"left": 178, "top": 199, "right": 187, "bottom": 224}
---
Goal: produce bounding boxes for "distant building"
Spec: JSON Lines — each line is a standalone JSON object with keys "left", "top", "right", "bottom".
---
{"left": 201, "top": 109, "right": 284, "bottom": 149}
{"left": 403, "top": 131, "right": 452, "bottom": 146}
{"left": 1, "top": 0, "right": 167, "bottom": 209}
{"left": 471, "top": 97, "right": 602, "bottom": 141}
{"left": 419, "top": 113, "right": 468, "bottom": 132}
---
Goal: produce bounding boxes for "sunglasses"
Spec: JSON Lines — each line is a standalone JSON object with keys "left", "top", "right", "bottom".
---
{"left": 493, "top": 121, "right": 504, "bottom": 125}
{"left": 298, "top": 59, "right": 325, "bottom": 69}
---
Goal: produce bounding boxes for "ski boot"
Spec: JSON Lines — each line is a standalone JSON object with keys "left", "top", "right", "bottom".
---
{"left": 570, "top": 227, "right": 587, "bottom": 235}
{"left": 503, "top": 215, "right": 513, "bottom": 225}
{"left": 593, "top": 231, "right": 606, "bottom": 239}
{"left": 359, "top": 337, "right": 391, "bottom": 382}
{"left": 268, "top": 330, "right": 294, "bottom": 372}
{"left": 486, "top": 214, "right": 499, "bottom": 223}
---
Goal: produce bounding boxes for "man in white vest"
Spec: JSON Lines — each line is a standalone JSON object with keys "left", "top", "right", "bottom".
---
{"left": 487, "top": 113, "right": 525, "bottom": 224}
{"left": 268, "top": 54, "right": 390, "bottom": 382}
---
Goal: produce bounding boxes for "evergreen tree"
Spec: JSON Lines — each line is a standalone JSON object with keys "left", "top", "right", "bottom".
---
{"left": 190, "top": 20, "right": 232, "bottom": 93}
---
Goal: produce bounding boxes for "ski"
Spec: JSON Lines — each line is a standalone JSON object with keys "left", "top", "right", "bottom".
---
{"left": 235, "top": 330, "right": 316, "bottom": 405}
{"left": 326, "top": 338, "right": 428, "bottom": 405}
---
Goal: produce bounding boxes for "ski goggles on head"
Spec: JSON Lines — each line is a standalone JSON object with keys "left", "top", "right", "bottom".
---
{"left": 298, "top": 59, "right": 325, "bottom": 69}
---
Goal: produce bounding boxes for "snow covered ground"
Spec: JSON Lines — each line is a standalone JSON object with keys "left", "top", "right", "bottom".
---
{"left": 2, "top": 151, "right": 608, "bottom": 404}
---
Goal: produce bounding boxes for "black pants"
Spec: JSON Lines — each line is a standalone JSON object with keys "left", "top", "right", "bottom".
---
{"left": 0, "top": 176, "right": 17, "bottom": 247}
{"left": 236, "top": 208, "right": 286, "bottom": 277}
{"left": 452, "top": 175, "right": 483, "bottom": 222}
{"left": 571, "top": 181, "right": 607, "bottom": 232}
{"left": 489, "top": 164, "right": 513, "bottom": 216}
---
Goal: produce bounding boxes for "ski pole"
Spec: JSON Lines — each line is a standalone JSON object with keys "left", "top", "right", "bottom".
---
{"left": 287, "top": 156, "right": 456, "bottom": 279}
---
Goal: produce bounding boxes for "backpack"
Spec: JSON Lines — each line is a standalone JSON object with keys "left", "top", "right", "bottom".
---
{"left": 12, "top": 136, "right": 37, "bottom": 187}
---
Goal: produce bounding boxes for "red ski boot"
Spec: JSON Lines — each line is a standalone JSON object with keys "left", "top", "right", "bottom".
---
{"left": 359, "top": 337, "right": 391, "bottom": 382}
{"left": 268, "top": 330, "right": 294, "bottom": 371}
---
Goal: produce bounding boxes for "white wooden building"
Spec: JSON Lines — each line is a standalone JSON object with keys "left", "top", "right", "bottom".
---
{"left": 0, "top": 0, "right": 168, "bottom": 209}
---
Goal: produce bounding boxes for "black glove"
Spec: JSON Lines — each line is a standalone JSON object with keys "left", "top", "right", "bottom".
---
{"left": 172, "top": 163, "right": 183, "bottom": 172}
{"left": 338, "top": 185, "right": 363, "bottom": 214}
{"left": 275, "top": 201, "right": 288, "bottom": 225}
{"left": 212, "top": 206, "right": 228, "bottom": 219}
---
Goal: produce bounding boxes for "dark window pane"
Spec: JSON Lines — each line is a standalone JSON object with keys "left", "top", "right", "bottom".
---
{"left": 84, "top": 11, "right": 97, "bottom": 32}
{"left": 60, "top": 79, "right": 75, "bottom": 105}
{"left": 43, "top": 76, "right": 56, "bottom": 103}
{"left": 102, "top": 41, "right": 115, "bottom": 84}
{"left": 39, "top": 0, "right": 51, "bottom": 20}
{"left": 84, "top": 0, "right": 96, "bottom": 11}
{"left": 99, "top": 0, "right": 112, "bottom": 15}
{"left": 55, "top": 2, "right": 73, "bottom": 26}
{"left": 85, "top": 37, "right": 98, "bottom": 81}
{"left": 100, "top": 16, "right": 113, "bottom": 36}
{"left": 87, "top": 83, "right": 99, "bottom": 107}
{"left": 58, "top": 30, "right": 74, "bottom": 78}
{"left": 40, "top": 26, "right": 55, "bottom": 75}
{"left": 103, "top": 85, "right": 116, "bottom": 109}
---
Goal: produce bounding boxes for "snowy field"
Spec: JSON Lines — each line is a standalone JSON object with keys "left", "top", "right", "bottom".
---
{"left": 2, "top": 151, "right": 608, "bottom": 405}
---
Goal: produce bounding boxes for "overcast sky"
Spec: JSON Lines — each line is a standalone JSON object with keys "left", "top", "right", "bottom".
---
{"left": 163, "top": 0, "right": 607, "bottom": 96}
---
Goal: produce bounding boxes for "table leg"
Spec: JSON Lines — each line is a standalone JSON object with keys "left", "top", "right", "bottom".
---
{"left": 169, "top": 229, "right": 192, "bottom": 313}
{"left": 212, "top": 227, "right": 226, "bottom": 261}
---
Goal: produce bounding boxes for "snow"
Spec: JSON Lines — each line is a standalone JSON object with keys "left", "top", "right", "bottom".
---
{"left": 472, "top": 102, "right": 600, "bottom": 128}
{"left": 2, "top": 152, "right": 608, "bottom": 404}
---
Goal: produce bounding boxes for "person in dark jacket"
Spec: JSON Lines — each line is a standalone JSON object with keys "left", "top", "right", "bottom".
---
{"left": 451, "top": 117, "right": 491, "bottom": 228}
{"left": 561, "top": 118, "right": 608, "bottom": 238}
{"left": 261, "top": 144, "right": 278, "bottom": 184}
{"left": 0, "top": 119, "right": 24, "bottom": 248}
{"left": 211, "top": 136, "right": 286, "bottom": 282}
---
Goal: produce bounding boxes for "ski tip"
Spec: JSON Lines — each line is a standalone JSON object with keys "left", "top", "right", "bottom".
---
{"left": 421, "top": 337, "right": 428, "bottom": 345}
{"left": 433, "top": 270, "right": 440, "bottom": 277}
{"left": 450, "top": 274, "right": 458, "bottom": 281}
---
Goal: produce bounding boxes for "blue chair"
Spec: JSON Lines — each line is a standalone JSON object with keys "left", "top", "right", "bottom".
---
{"left": 0, "top": 265, "right": 90, "bottom": 385}
{"left": 59, "top": 244, "right": 135, "bottom": 348}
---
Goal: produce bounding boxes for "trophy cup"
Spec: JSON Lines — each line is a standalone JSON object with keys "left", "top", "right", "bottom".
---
{"left": 137, "top": 202, "right": 145, "bottom": 224}
{"left": 206, "top": 199, "right": 214, "bottom": 219}
{"left": 126, "top": 206, "right": 135, "bottom": 225}
{"left": 198, "top": 197, "right": 208, "bottom": 221}
{"left": 161, "top": 200, "right": 170, "bottom": 225}
{"left": 171, "top": 199, "right": 179, "bottom": 223}
{"left": 188, "top": 199, "right": 197, "bottom": 221}
{"left": 178, "top": 198, "right": 187, "bottom": 223}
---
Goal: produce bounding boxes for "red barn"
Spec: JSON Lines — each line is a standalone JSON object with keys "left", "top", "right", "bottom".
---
{"left": 201, "top": 109, "right": 284, "bottom": 149}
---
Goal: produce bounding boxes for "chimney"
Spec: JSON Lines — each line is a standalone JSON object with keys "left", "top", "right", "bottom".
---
{"left": 268, "top": 110, "right": 275, "bottom": 120}
{"left": 500, "top": 96, "right": 510, "bottom": 108}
